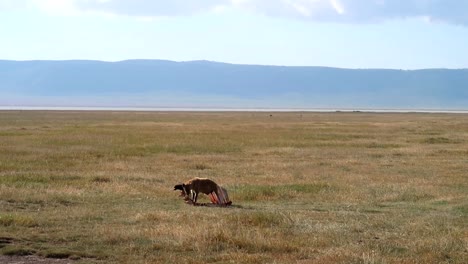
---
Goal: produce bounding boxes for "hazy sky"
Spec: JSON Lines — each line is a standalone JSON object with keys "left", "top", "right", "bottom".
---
{"left": 1, "top": 0, "right": 468, "bottom": 69}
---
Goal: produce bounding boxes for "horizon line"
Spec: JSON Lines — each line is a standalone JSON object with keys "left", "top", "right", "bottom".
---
{"left": 1, "top": 106, "right": 468, "bottom": 114}
{"left": 1, "top": 59, "right": 467, "bottom": 71}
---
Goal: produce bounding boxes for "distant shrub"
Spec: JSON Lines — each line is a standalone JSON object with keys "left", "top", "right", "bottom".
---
{"left": 366, "top": 142, "right": 401, "bottom": 148}
{"left": 43, "top": 250, "right": 74, "bottom": 259}
{"left": 193, "top": 164, "right": 210, "bottom": 170}
{"left": 91, "top": 176, "right": 111, "bottom": 183}
{"left": 422, "top": 137, "right": 452, "bottom": 144}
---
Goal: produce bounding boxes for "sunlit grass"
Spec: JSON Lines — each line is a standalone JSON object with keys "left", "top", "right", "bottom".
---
{"left": 0, "top": 111, "right": 467, "bottom": 263}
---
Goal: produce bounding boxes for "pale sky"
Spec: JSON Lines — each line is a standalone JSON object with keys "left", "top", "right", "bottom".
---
{"left": 1, "top": 0, "right": 468, "bottom": 69}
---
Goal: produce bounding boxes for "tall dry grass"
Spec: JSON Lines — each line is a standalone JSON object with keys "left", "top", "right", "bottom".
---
{"left": 0, "top": 111, "right": 467, "bottom": 263}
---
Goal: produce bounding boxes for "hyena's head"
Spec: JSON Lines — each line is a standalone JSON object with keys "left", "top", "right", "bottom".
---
{"left": 174, "top": 184, "right": 191, "bottom": 199}
{"left": 182, "top": 184, "right": 192, "bottom": 196}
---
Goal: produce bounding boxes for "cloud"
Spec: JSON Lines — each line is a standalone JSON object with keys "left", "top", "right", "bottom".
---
{"left": 0, "top": 0, "right": 27, "bottom": 10}
{"left": 230, "top": 0, "right": 468, "bottom": 25}
{"left": 28, "top": 0, "right": 80, "bottom": 15}
{"left": 75, "top": 0, "right": 231, "bottom": 17}
{"left": 1, "top": 0, "right": 468, "bottom": 25}
{"left": 324, "top": 0, "right": 468, "bottom": 25}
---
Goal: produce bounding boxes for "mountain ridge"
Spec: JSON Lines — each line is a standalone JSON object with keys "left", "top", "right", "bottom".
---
{"left": 1, "top": 60, "right": 467, "bottom": 109}
{"left": 2, "top": 59, "right": 467, "bottom": 70}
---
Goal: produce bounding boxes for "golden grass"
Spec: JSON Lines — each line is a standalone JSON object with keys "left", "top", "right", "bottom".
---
{"left": 0, "top": 111, "right": 467, "bottom": 263}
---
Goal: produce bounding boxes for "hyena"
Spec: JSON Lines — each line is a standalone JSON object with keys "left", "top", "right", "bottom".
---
{"left": 174, "top": 178, "right": 220, "bottom": 204}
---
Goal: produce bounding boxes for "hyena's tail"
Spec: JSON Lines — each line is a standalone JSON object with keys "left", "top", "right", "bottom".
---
{"left": 208, "top": 186, "right": 231, "bottom": 206}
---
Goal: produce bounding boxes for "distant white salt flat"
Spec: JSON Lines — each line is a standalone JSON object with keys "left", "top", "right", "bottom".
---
{"left": 0, "top": 106, "right": 468, "bottom": 113}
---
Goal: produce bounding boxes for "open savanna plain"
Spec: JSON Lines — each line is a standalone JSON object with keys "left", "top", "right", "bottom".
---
{"left": 0, "top": 111, "right": 467, "bottom": 263}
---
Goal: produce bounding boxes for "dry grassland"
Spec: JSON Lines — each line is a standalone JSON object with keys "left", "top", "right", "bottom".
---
{"left": 0, "top": 111, "right": 467, "bottom": 263}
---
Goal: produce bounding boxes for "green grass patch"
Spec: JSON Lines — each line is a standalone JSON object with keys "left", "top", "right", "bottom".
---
{"left": 366, "top": 142, "right": 401, "bottom": 149}
{"left": 431, "top": 200, "right": 450, "bottom": 206}
{"left": 0, "top": 174, "right": 85, "bottom": 187}
{"left": 1, "top": 246, "right": 35, "bottom": 256}
{"left": 227, "top": 211, "right": 291, "bottom": 228}
{"left": 201, "top": 228, "right": 299, "bottom": 254}
{"left": 453, "top": 204, "right": 468, "bottom": 216}
{"left": 232, "top": 183, "right": 332, "bottom": 201}
{"left": 391, "top": 191, "right": 434, "bottom": 203}
{"left": 117, "top": 143, "right": 242, "bottom": 156}
{"left": 0, "top": 214, "right": 38, "bottom": 227}
{"left": 422, "top": 137, "right": 458, "bottom": 144}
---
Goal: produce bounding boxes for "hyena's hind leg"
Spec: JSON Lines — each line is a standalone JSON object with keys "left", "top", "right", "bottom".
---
{"left": 209, "top": 191, "right": 219, "bottom": 204}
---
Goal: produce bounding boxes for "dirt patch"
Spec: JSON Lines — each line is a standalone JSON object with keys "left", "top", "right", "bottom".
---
{"left": 0, "top": 255, "right": 76, "bottom": 264}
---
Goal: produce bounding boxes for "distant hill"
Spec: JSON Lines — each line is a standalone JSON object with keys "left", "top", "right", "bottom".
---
{"left": 1, "top": 59, "right": 467, "bottom": 109}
